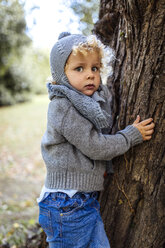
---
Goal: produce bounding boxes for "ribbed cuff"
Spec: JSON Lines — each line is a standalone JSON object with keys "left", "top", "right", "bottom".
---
{"left": 118, "top": 125, "right": 143, "bottom": 147}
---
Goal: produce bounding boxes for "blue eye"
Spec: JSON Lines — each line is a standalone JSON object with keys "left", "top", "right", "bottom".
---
{"left": 92, "top": 67, "right": 99, "bottom": 72}
{"left": 75, "top": 67, "right": 83, "bottom": 72}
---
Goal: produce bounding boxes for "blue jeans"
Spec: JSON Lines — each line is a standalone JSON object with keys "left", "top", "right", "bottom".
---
{"left": 38, "top": 192, "right": 110, "bottom": 248}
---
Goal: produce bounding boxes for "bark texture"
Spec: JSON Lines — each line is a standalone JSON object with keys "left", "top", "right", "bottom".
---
{"left": 94, "top": 1, "right": 165, "bottom": 248}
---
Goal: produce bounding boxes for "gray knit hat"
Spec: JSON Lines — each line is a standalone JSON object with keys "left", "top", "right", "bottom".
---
{"left": 50, "top": 32, "right": 87, "bottom": 83}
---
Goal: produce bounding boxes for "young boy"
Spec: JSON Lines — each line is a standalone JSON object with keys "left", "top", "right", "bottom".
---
{"left": 38, "top": 32, "right": 154, "bottom": 248}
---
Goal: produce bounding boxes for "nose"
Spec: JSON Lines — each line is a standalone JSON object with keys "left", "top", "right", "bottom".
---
{"left": 86, "top": 69, "right": 94, "bottom": 79}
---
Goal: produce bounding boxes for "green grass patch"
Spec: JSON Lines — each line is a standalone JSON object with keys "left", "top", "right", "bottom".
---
{"left": 0, "top": 95, "right": 49, "bottom": 157}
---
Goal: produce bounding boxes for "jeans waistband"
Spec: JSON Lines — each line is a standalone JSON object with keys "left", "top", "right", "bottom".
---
{"left": 73, "top": 191, "right": 99, "bottom": 200}
{"left": 49, "top": 191, "right": 99, "bottom": 200}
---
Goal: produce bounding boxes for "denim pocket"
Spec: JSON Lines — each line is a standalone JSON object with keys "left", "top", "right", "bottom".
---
{"left": 39, "top": 206, "right": 53, "bottom": 238}
{"left": 89, "top": 198, "right": 100, "bottom": 213}
{"left": 60, "top": 199, "right": 84, "bottom": 216}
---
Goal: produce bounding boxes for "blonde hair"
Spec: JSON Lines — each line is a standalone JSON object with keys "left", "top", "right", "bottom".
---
{"left": 65, "top": 35, "right": 114, "bottom": 80}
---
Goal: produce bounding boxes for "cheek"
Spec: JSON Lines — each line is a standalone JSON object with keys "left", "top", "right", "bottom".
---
{"left": 73, "top": 73, "right": 84, "bottom": 83}
{"left": 96, "top": 75, "right": 101, "bottom": 84}
{"left": 66, "top": 72, "right": 75, "bottom": 82}
{"left": 66, "top": 73, "right": 81, "bottom": 86}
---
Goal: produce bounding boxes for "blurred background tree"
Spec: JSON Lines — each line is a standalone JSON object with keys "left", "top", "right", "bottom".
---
{"left": 0, "top": 0, "right": 49, "bottom": 106}
{"left": 63, "top": 0, "right": 99, "bottom": 35}
{"left": 0, "top": 0, "right": 30, "bottom": 105}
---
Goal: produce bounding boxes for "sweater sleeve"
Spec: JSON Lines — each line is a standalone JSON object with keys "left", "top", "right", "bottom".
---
{"left": 61, "top": 106, "right": 143, "bottom": 161}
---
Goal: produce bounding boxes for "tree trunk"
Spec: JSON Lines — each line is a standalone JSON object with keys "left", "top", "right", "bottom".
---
{"left": 94, "top": 0, "right": 165, "bottom": 248}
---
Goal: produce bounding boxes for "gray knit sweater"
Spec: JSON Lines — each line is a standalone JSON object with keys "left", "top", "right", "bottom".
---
{"left": 41, "top": 85, "right": 143, "bottom": 192}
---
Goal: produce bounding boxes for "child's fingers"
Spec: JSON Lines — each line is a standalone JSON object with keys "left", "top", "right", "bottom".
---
{"left": 144, "top": 135, "right": 152, "bottom": 141}
{"left": 145, "top": 129, "right": 154, "bottom": 135}
{"left": 133, "top": 117, "right": 155, "bottom": 141}
{"left": 133, "top": 115, "right": 140, "bottom": 124}
{"left": 144, "top": 122, "right": 155, "bottom": 130}
{"left": 140, "top": 118, "right": 153, "bottom": 126}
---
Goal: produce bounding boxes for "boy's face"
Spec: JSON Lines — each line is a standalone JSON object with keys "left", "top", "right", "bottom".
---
{"left": 65, "top": 50, "right": 101, "bottom": 96}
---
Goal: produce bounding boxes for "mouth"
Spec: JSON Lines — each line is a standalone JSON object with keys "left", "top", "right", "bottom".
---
{"left": 85, "top": 84, "right": 95, "bottom": 90}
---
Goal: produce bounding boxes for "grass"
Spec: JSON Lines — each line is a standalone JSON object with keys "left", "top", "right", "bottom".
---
{"left": 0, "top": 95, "right": 48, "bottom": 156}
{"left": 0, "top": 95, "right": 49, "bottom": 246}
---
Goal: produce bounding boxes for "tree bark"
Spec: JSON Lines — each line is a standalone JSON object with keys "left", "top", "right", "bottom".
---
{"left": 94, "top": 1, "right": 165, "bottom": 248}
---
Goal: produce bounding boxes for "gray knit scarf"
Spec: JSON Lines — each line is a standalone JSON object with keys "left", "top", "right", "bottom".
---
{"left": 47, "top": 80, "right": 111, "bottom": 130}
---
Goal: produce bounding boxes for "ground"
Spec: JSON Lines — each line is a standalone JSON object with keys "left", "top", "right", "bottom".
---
{"left": 0, "top": 95, "right": 49, "bottom": 246}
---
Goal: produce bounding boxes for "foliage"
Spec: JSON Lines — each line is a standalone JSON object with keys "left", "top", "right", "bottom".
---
{"left": 0, "top": 0, "right": 50, "bottom": 106}
{"left": 0, "top": 0, "right": 32, "bottom": 105}
{"left": 18, "top": 45, "right": 50, "bottom": 95}
{"left": 63, "top": 0, "right": 100, "bottom": 35}
{"left": 0, "top": 221, "right": 43, "bottom": 247}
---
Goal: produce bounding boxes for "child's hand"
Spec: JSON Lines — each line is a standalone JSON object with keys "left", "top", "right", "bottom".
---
{"left": 133, "top": 115, "right": 155, "bottom": 141}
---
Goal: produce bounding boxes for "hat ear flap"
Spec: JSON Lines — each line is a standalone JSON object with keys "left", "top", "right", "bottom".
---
{"left": 58, "top": 32, "right": 71, "bottom": 40}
